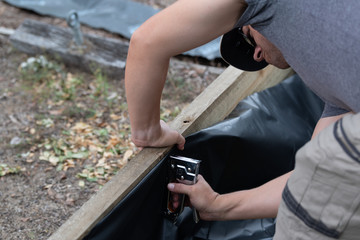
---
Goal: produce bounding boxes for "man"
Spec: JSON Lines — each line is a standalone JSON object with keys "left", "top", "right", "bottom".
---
{"left": 125, "top": 0, "right": 360, "bottom": 238}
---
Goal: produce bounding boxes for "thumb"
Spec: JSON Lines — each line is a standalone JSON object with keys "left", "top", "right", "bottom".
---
{"left": 167, "top": 182, "right": 191, "bottom": 195}
{"left": 176, "top": 133, "right": 185, "bottom": 150}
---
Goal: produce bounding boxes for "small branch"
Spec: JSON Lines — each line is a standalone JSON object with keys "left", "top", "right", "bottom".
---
{"left": 0, "top": 27, "right": 15, "bottom": 36}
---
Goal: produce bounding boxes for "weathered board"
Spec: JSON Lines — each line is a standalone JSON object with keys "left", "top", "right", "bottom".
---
{"left": 48, "top": 65, "right": 294, "bottom": 240}
{"left": 10, "top": 19, "right": 128, "bottom": 78}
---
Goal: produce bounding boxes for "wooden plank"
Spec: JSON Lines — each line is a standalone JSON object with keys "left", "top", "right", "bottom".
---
{"left": 10, "top": 19, "right": 128, "bottom": 78}
{"left": 49, "top": 65, "right": 294, "bottom": 240}
{"left": 172, "top": 66, "right": 294, "bottom": 135}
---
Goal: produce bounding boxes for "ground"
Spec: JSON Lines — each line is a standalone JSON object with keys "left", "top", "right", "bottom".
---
{"left": 0, "top": 1, "right": 225, "bottom": 239}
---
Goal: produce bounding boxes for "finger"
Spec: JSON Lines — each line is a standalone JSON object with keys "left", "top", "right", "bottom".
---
{"left": 172, "top": 193, "right": 179, "bottom": 202}
{"left": 167, "top": 182, "right": 191, "bottom": 195}
{"left": 159, "top": 120, "right": 185, "bottom": 148}
{"left": 176, "top": 133, "right": 185, "bottom": 150}
{"left": 184, "top": 195, "right": 192, "bottom": 208}
{"left": 172, "top": 199, "right": 179, "bottom": 210}
{"left": 171, "top": 193, "right": 180, "bottom": 210}
{"left": 197, "top": 174, "right": 204, "bottom": 182}
{"left": 171, "top": 193, "right": 181, "bottom": 209}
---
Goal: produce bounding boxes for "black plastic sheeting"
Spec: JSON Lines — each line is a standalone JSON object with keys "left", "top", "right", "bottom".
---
{"left": 4, "top": 0, "right": 221, "bottom": 60}
{"left": 84, "top": 74, "right": 324, "bottom": 240}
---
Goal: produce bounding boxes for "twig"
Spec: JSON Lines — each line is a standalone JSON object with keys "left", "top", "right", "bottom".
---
{"left": 0, "top": 27, "right": 15, "bottom": 36}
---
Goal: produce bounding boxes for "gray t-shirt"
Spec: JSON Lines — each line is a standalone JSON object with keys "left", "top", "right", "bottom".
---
{"left": 236, "top": 0, "right": 360, "bottom": 117}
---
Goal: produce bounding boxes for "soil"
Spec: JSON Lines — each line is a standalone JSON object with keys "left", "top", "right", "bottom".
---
{"left": 0, "top": 1, "right": 225, "bottom": 239}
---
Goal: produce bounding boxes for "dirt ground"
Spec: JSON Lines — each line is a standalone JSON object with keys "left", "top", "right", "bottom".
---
{"left": 0, "top": 1, "right": 225, "bottom": 239}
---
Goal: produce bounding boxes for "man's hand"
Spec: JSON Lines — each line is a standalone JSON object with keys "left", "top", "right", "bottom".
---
{"left": 167, "top": 175, "right": 220, "bottom": 220}
{"left": 131, "top": 120, "right": 185, "bottom": 150}
{"left": 168, "top": 172, "right": 292, "bottom": 221}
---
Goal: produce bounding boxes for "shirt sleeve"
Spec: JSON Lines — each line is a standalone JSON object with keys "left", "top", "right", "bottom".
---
{"left": 321, "top": 101, "right": 349, "bottom": 118}
{"left": 235, "top": 0, "right": 275, "bottom": 30}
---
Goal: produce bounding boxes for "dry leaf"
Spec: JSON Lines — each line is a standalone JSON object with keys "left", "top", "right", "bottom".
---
{"left": 65, "top": 197, "right": 75, "bottom": 206}
{"left": 106, "top": 136, "right": 122, "bottom": 150}
{"left": 20, "top": 217, "right": 30, "bottom": 222}
{"left": 78, "top": 180, "right": 85, "bottom": 187}
{"left": 110, "top": 114, "right": 122, "bottom": 120}
{"left": 71, "top": 122, "right": 92, "bottom": 133}
{"left": 49, "top": 156, "right": 59, "bottom": 166}
{"left": 119, "top": 149, "right": 133, "bottom": 166}
{"left": 43, "top": 184, "right": 53, "bottom": 189}
{"left": 103, "top": 152, "right": 114, "bottom": 158}
{"left": 26, "top": 158, "right": 34, "bottom": 163}
{"left": 47, "top": 187, "right": 56, "bottom": 198}
{"left": 29, "top": 128, "right": 36, "bottom": 134}
{"left": 49, "top": 108, "right": 65, "bottom": 115}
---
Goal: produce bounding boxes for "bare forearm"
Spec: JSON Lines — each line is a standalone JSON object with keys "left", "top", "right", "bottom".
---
{"left": 211, "top": 114, "right": 351, "bottom": 220}
{"left": 208, "top": 171, "right": 292, "bottom": 221}
{"left": 125, "top": 44, "right": 169, "bottom": 145}
{"left": 125, "top": 0, "right": 247, "bottom": 147}
{"left": 213, "top": 114, "right": 352, "bottom": 219}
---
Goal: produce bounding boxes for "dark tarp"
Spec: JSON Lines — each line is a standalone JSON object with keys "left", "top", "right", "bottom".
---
{"left": 84, "top": 74, "right": 324, "bottom": 240}
{"left": 4, "top": 0, "right": 221, "bottom": 60}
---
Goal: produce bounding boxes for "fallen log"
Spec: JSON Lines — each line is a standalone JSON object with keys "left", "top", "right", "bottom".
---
{"left": 48, "top": 65, "right": 294, "bottom": 240}
{"left": 10, "top": 19, "right": 128, "bottom": 78}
